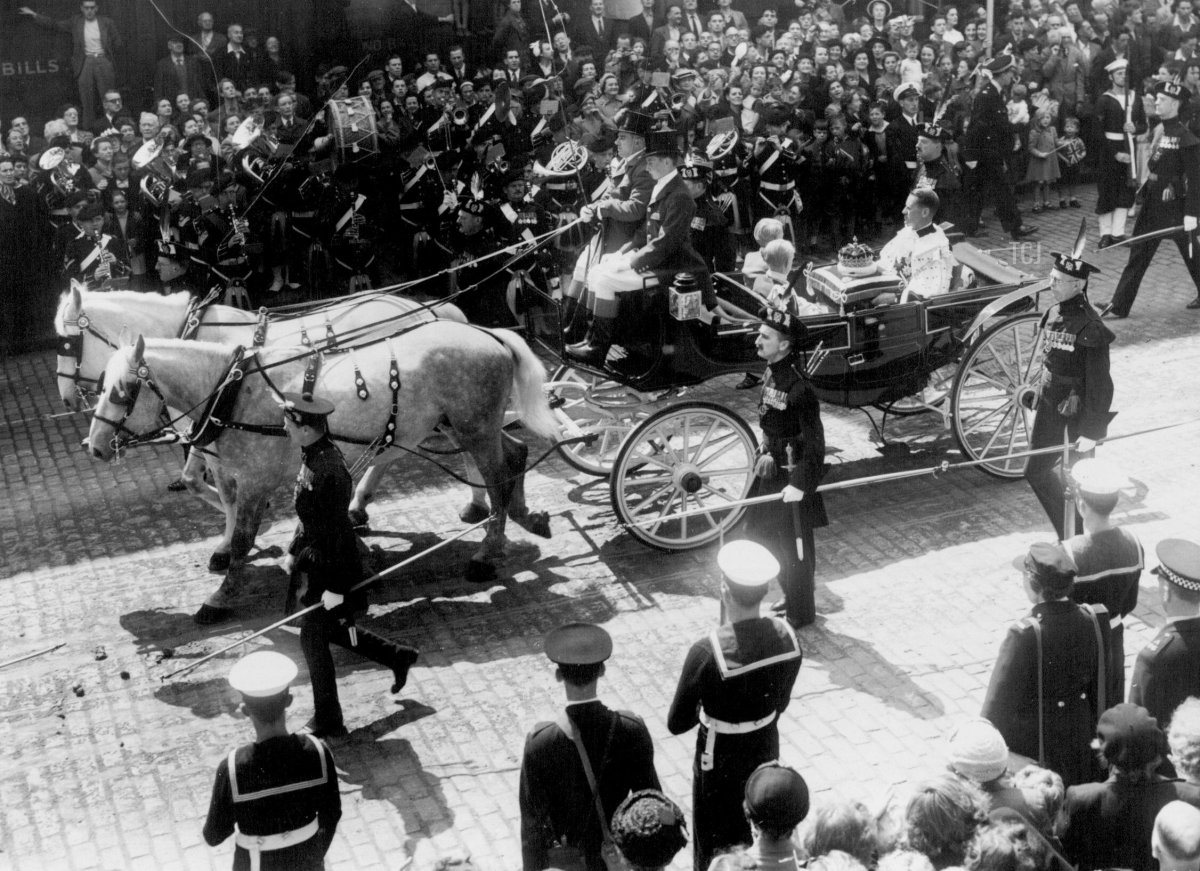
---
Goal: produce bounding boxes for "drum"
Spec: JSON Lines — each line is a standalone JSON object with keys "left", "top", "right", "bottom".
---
{"left": 326, "top": 97, "right": 378, "bottom": 164}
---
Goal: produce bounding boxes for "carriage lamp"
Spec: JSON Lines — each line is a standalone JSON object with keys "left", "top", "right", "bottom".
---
{"left": 669, "top": 272, "right": 702, "bottom": 321}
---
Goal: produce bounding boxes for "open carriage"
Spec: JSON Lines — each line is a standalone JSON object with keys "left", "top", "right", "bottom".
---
{"left": 519, "top": 240, "right": 1055, "bottom": 552}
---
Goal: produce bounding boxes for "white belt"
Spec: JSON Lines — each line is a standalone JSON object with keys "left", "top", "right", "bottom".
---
{"left": 86, "top": 52, "right": 106, "bottom": 58}
{"left": 1111, "top": 615, "right": 1124, "bottom": 629}
{"left": 760, "top": 181, "right": 793, "bottom": 192}
{"left": 1104, "top": 132, "right": 1127, "bottom": 141}
{"left": 699, "top": 709, "right": 776, "bottom": 771}
{"left": 235, "top": 818, "right": 319, "bottom": 871}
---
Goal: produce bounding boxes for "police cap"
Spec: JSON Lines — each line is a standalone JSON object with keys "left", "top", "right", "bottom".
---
{"left": 228, "top": 650, "right": 298, "bottom": 698}
{"left": 280, "top": 392, "right": 336, "bottom": 417}
{"left": 1155, "top": 539, "right": 1200, "bottom": 593}
{"left": 544, "top": 622, "right": 613, "bottom": 665}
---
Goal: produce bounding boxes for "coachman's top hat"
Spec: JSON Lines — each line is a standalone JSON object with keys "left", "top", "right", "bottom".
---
{"left": 617, "top": 110, "right": 655, "bottom": 138}
{"left": 645, "top": 127, "right": 680, "bottom": 157}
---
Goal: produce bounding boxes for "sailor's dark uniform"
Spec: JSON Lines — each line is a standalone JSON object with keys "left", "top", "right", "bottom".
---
{"left": 203, "top": 733, "right": 341, "bottom": 870}
{"left": 667, "top": 617, "right": 803, "bottom": 870}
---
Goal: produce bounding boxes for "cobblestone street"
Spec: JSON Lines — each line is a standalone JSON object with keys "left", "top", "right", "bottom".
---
{"left": 2, "top": 197, "right": 1199, "bottom": 870}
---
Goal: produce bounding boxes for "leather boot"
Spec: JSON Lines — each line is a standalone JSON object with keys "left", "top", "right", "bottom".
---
{"left": 565, "top": 316, "right": 615, "bottom": 366}
{"left": 561, "top": 297, "right": 588, "bottom": 344}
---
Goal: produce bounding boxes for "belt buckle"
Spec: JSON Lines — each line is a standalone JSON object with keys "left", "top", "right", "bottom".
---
{"left": 255, "top": 835, "right": 266, "bottom": 848}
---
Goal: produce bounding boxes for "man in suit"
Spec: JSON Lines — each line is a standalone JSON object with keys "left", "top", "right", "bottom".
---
{"left": 668, "top": 540, "right": 804, "bottom": 870}
{"left": 19, "top": 0, "right": 122, "bottom": 128}
{"left": 962, "top": 54, "right": 1037, "bottom": 240}
{"left": 274, "top": 92, "right": 308, "bottom": 145}
{"left": 571, "top": 0, "right": 616, "bottom": 56}
{"left": 91, "top": 89, "right": 124, "bottom": 136}
{"left": 154, "top": 37, "right": 206, "bottom": 104}
{"left": 627, "top": 0, "right": 660, "bottom": 46}
{"left": 192, "top": 11, "right": 226, "bottom": 59}
{"left": 650, "top": 5, "right": 685, "bottom": 59}
{"left": 216, "top": 23, "right": 258, "bottom": 91}
{"left": 519, "top": 623, "right": 661, "bottom": 871}
{"left": 1130, "top": 540, "right": 1200, "bottom": 728}
{"left": 567, "top": 126, "right": 709, "bottom": 365}
{"left": 681, "top": 0, "right": 704, "bottom": 38}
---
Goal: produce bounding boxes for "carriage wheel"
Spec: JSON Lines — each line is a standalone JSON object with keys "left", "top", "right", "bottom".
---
{"left": 875, "top": 361, "right": 958, "bottom": 416}
{"left": 950, "top": 312, "right": 1046, "bottom": 479}
{"left": 548, "top": 364, "right": 650, "bottom": 477}
{"left": 611, "top": 401, "right": 758, "bottom": 552}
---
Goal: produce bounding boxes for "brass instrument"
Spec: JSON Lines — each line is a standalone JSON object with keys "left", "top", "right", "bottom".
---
{"left": 451, "top": 104, "right": 470, "bottom": 126}
{"left": 532, "top": 140, "right": 590, "bottom": 177}
{"left": 230, "top": 116, "right": 279, "bottom": 187}
{"left": 706, "top": 129, "right": 739, "bottom": 162}
{"left": 132, "top": 139, "right": 177, "bottom": 207}
{"left": 38, "top": 147, "right": 82, "bottom": 195}
{"left": 669, "top": 92, "right": 688, "bottom": 113}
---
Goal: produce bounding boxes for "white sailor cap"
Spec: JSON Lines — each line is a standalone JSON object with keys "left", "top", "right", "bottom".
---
{"left": 1105, "top": 57, "right": 1130, "bottom": 73}
{"left": 228, "top": 651, "right": 298, "bottom": 698}
{"left": 1071, "top": 458, "right": 1129, "bottom": 497}
{"left": 717, "top": 539, "right": 780, "bottom": 588}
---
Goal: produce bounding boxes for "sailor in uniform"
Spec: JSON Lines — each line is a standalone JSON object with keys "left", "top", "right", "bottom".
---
{"left": 913, "top": 123, "right": 963, "bottom": 227}
{"left": 1103, "top": 80, "right": 1200, "bottom": 317}
{"left": 891, "top": 82, "right": 924, "bottom": 184}
{"left": 1023, "top": 245, "right": 1115, "bottom": 540}
{"left": 282, "top": 393, "right": 420, "bottom": 739}
{"left": 203, "top": 651, "right": 342, "bottom": 870}
{"left": 667, "top": 539, "right": 804, "bottom": 871}
{"left": 877, "top": 188, "right": 954, "bottom": 299}
{"left": 1094, "top": 58, "right": 1146, "bottom": 249}
{"left": 1130, "top": 539, "right": 1200, "bottom": 727}
{"left": 1062, "top": 458, "right": 1143, "bottom": 704}
{"left": 743, "top": 299, "right": 828, "bottom": 629}
{"left": 519, "top": 622, "right": 661, "bottom": 871}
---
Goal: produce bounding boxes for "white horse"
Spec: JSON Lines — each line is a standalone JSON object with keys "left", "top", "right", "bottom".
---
{"left": 88, "top": 330, "right": 560, "bottom": 623}
{"left": 54, "top": 286, "right": 485, "bottom": 571}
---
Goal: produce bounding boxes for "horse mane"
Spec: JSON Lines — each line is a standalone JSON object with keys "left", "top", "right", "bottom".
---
{"left": 54, "top": 287, "right": 192, "bottom": 336}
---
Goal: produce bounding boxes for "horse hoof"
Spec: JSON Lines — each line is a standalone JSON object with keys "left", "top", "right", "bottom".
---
{"left": 348, "top": 507, "right": 369, "bottom": 528}
{"left": 459, "top": 502, "right": 490, "bottom": 524}
{"left": 193, "top": 604, "right": 234, "bottom": 625}
{"left": 526, "top": 511, "right": 552, "bottom": 539}
{"left": 465, "top": 559, "right": 498, "bottom": 585}
{"left": 208, "top": 552, "right": 232, "bottom": 573}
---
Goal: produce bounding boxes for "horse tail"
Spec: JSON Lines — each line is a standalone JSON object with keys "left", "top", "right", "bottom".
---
{"left": 488, "top": 328, "right": 560, "bottom": 442}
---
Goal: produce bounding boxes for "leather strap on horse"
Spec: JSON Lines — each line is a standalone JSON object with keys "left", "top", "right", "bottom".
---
{"left": 252, "top": 307, "right": 270, "bottom": 347}
{"left": 302, "top": 352, "right": 322, "bottom": 401}
{"left": 188, "top": 346, "right": 251, "bottom": 448}
{"left": 177, "top": 289, "right": 220, "bottom": 341}
{"left": 352, "top": 349, "right": 369, "bottom": 401}
{"left": 381, "top": 341, "right": 400, "bottom": 448}
{"left": 323, "top": 316, "right": 340, "bottom": 353}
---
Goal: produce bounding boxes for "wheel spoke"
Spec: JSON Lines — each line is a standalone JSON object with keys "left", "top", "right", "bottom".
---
{"left": 628, "top": 481, "right": 677, "bottom": 516}
{"left": 648, "top": 490, "right": 679, "bottom": 534}
{"left": 978, "top": 401, "right": 1016, "bottom": 457}
{"left": 692, "top": 432, "right": 746, "bottom": 469}
{"left": 959, "top": 399, "right": 1013, "bottom": 438}
{"left": 689, "top": 417, "right": 719, "bottom": 464}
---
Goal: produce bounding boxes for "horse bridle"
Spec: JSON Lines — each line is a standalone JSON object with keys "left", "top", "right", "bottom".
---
{"left": 56, "top": 293, "right": 213, "bottom": 401}
{"left": 91, "top": 357, "right": 172, "bottom": 454}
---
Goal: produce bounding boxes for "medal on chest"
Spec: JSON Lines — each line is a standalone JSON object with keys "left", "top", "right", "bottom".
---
{"left": 1044, "top": 326, "right": 1076, "bottom": 352}
{"left": 759, "top": 372, "right": 788, "bottom": 413}
{"left": 294, "top": 463, "right": 314, "bottom": 498}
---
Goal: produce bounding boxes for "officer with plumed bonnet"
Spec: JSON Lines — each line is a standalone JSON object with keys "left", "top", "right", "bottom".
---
{"left": 1022, "top": 230, "right": 1115, "bottom": 540}
{"left": 742, "top": 298, "right": 828, "bottom": 629}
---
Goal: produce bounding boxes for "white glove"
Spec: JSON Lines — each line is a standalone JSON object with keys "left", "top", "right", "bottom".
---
{"left": 965, "top": 160, "right": 978, "bottom": 169}
{"left": 782, "top": 485, "right": 805, "bottom": 503}
{"left": 321, "top": 591, "right": 345, "bottom": 610}
{"left": 1115, "top": 152, "right": 1131, "bottom": 164}
{"left": 1186, "top": 215, "right": 1198, "bottom": 232}
{"left": 1075, "top": 437, "right": 1097, "bottom": 453}
{"left": 580, "top": 204, "right": 596, "bottom": 222}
